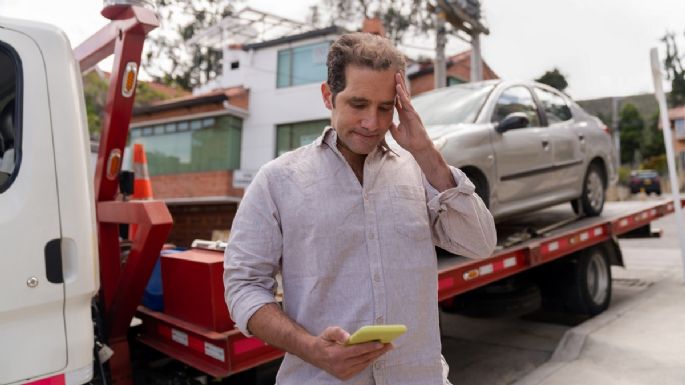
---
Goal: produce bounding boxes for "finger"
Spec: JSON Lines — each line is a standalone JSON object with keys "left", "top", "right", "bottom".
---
{"left": 341, "top": 341, "right": 385, "bottom": 359}
{"left": 388, "top": 122, "right": 399, "bottom": 135}
{"left": 321, "top": 326, "right": 350, "bottom": 344}
{"left": 347, "top": 343, "right": 393, "bottom": 366}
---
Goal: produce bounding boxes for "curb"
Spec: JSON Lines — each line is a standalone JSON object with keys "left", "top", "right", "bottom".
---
{"left": 512, "top": 276, "right": 668, "bottom": 385}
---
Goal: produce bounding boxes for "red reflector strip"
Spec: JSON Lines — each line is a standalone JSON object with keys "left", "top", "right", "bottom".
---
{"left": 233, "top": 336, "right": 267, "bottom": 355}
{"left": 438, "top": 277, "right": 455, "bottom": 291}
{"left": 25, "top": 374, "right": 65, "bottom": 385}
{"left": 463, "top": 256, "right": 518, "bottom": 281}
{"left": 542, "top": 225, "right": 605, "bottom": 255}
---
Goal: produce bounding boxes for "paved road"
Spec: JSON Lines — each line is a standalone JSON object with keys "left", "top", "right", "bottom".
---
{"left": 441, "top": 198, "right": 682, "bottom": 385}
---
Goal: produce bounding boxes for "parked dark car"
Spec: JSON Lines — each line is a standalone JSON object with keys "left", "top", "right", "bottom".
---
{"left": 629, "top": 169, "right": 661, "bottom": 195}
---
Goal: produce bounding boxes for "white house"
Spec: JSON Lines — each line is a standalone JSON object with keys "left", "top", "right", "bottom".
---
{"left": 195, "top": 26, "right": 346, "bottom": 171}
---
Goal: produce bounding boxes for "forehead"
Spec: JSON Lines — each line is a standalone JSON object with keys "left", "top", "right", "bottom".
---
{"left": 339, "top": 65, "right": 396, "bottom": 101}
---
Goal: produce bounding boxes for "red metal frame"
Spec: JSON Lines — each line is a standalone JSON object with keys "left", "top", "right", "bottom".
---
{"left": 135, "top": 199, "right": 681, "bottom": 379}
{"left": 137, "top": 307, "right": 283, "bottom": 378}
{"left": 73, "top": 5, "right": 171, "bottom": 385}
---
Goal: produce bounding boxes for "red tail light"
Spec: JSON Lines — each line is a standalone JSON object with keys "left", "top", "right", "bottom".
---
{"left": 601, "top": 124, "right": 612, "bottom": 135}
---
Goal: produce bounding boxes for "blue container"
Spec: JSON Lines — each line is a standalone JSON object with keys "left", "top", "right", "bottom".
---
{"left": 143, "top": 249, "right": 184, "bottom": 311}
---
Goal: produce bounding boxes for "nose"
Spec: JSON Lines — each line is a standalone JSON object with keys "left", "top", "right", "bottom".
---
{"left": 360, "top": 110, "right": 380, "bottom": 132}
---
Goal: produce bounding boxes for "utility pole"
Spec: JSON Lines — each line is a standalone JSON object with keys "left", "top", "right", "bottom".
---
{"left": 434, "top": 9, "right": 447, "bottom": 89}
{"left": 470, "top": 29, "right": 483, "bottom": 81}
{"left": 436, "top": 0, "right": 489, "bottom": 84}
{"left": 612, "top": 96, "right": 621, "bottom": 165}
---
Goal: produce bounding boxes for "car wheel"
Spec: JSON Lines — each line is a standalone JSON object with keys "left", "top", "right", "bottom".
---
{"left": 463, "top": 170, "right": 489, "bottom": 209}
{"left": 579, "top": 163, "right": 606, "bottom": 216}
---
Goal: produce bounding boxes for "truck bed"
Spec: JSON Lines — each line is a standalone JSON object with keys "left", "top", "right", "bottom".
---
{"left": 436, "top": 199, "right": 676, "bottom": 300}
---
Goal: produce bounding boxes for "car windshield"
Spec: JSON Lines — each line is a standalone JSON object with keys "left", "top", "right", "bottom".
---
{"left": 412, "top": 82, "right": 496, "bottom": 128}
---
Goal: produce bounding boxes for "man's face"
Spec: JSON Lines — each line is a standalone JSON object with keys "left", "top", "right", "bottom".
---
{"left": 321, "top": 65, "right": 396, "bottom": 156}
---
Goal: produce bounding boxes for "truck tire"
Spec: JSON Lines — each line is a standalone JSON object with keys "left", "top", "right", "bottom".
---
{"left": 463, "top": 170, "right": 489, "bottom": 208}
{"left": 540, "top": 246, "right": 612, "bottom": 316}
{"left": 575, "top": 163, "right": 606, "bottom": 216}
{"left": 441, "top": 280, "right": 541, "bottom": 318}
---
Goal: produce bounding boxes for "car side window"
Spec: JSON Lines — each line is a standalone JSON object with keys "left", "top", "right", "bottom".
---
{"left": 0, "top": 43, "right": 20, "bottom": 192}
{"left": 535, "top": 87, "right": 572, "bottom": 124}
{"left": 492, "top": 86, "right": 540, "bottom": 127}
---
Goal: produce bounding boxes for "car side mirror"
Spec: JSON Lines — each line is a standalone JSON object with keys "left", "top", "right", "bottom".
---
{"left": 496, "top": 112, "right": 530, "bottom": 133}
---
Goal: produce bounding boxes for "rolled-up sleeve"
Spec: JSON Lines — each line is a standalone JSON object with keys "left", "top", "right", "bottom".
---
{"left": 224, "top": 167, "right": 282, "bottom": 336}
{"left": 423, "top": 166, "right": 497, "bottom": 259}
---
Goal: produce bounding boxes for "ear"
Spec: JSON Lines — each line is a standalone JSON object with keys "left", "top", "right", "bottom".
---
{"left": 321, "top": 82, "right": 333, "bottom": 110}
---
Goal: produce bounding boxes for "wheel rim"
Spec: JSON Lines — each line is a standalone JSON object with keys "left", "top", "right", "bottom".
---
{"left": 586, "top": 252, "right": 609, "bottom": 305}
{"left": 586, "top": 170, "right": 604, "bottom": 212}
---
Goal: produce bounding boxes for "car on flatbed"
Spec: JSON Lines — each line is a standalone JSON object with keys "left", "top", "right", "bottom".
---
{"left": 410, "top": 80, "right": 618, "bottom": 220}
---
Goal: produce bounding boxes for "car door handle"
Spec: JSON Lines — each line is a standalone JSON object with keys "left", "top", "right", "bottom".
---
{"left": 542, "top": 140, "right": 550, "bottom": 150}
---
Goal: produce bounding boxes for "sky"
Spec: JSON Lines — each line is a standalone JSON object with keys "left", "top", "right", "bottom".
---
{"left": 1, "top": 0, "right": 685, "bottom": 101}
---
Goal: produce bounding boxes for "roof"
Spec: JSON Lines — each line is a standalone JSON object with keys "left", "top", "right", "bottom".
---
{"left": 132, "top": 87, "right": 247, "bottom": 116}
{"left": 242, "top": 25, "right": 346, "bottom": 51}
{"left": 407, "top": 50, "right": 497, "bottom": 80}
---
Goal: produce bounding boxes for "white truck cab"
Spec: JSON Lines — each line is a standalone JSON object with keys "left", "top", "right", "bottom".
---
{"left": 0, "top": 17, "right": 98, "bottom": 385}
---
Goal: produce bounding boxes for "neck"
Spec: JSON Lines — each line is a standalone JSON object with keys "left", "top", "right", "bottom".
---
{"left": 336, "top": 140, "right": 366, "bottom": 183}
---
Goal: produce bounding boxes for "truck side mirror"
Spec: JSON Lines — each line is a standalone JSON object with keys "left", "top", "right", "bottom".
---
{"left": 496, "top": 112, "right": 530, "bottom": 133}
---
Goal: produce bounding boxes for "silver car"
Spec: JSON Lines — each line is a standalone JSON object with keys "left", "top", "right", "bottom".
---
{"left": 411, "top": 80, "right": 618, "bottom": 220}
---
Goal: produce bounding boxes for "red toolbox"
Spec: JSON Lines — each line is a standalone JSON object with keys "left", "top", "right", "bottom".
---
{"left": 161, "top": 249, "right": 234, "bottom": 332}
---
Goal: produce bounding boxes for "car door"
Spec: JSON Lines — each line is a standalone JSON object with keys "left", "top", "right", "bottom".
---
{"left": 0, "top": 28, "right": 67, "bottom": 382}
{"left": 534, "top": 87, "right": 584, "bottom": 196}
{"left": 490, "top": 86, "right": 554, "bottom": 205}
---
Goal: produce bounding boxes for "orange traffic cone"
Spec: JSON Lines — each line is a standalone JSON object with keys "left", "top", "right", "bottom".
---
{"left": 129, "top": 143, "right": 154, "bottom": 240}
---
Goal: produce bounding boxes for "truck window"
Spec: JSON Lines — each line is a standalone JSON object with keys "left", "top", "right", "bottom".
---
{"left": 0, "top": 43, "right": 20, "bottom": 192}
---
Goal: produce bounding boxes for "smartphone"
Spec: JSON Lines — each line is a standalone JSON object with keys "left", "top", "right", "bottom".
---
{"left": 346, "top": 324, "right": 407, "bottom": 345}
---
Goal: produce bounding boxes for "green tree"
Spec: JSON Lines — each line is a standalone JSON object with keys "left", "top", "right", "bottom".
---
{"left": 642, "top": 112, "right": 665, "bottom": 159}
{"left": 661, "top": 32, "right": 685, "bottom": 107}
{"left": 144, "top": 0, "right": 242, "bottom": 90}
{"left": 323, "top": 0, "right": 436, "bottom": 43}
{"left": 618, "top": 103, "right": 644, "bottom": 165}
{"left": 535, "top": 68, "right": 568, "bottom": 92}
{"left": 82, "top": 71, "right": 177, "bottom": 137}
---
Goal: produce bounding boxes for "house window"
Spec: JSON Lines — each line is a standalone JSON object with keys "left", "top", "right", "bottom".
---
{"left": 130, "top": 115, "right": 242, "bottom": 175}
{"left": 447, "top": 76, "right": 464, "bottom": 86}
{"left": 675, "top": 118, "right": 685, "bottom": 140}
{"left": 277, "top": 41, "right": 330, "bottom": 88}
{"left": 276, "top": 119, "right": 329, "bottom": 156}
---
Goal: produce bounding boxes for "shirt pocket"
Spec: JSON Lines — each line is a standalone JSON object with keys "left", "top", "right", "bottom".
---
{"left": 392, "top": 185, "right": 431, "bottom": 241}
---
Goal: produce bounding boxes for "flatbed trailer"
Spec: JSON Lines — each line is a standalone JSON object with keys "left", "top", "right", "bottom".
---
{"left": 134, "top": 199, "right": 679, "bottom": 379}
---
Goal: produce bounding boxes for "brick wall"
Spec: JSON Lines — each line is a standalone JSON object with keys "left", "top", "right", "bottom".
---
{"left": 167, "top": 203, "right": 238, "bottom": 247}
{"left": 150, "top": 170, "right": 244, "bottom": 199}
{"left": 409, "top": 58, "right": 499, "bottom": 97}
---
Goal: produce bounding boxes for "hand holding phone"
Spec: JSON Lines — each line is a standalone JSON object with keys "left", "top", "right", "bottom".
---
{"left": 346, "top": 324, "right": 407, "bottom": 345}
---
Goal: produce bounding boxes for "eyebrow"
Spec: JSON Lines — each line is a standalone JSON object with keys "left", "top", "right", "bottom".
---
{"left": 348, "top": 97, "right": 395, "bottom": 106}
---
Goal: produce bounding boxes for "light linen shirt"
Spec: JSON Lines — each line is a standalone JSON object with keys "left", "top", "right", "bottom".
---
{"left": 224, "top": 127, "right": 496, "bottom": 385}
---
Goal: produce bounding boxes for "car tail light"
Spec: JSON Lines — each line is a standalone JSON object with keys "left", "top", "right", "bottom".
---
{"left": 601, "top": 124, "right": 612, "bottom": 135}
{"left": 630, "top": 177, "right": 640, "bottom": 185}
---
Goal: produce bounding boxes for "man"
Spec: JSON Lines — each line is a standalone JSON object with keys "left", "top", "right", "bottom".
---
{"left": 224, "top": 32, "right": 496, "bottom": 384}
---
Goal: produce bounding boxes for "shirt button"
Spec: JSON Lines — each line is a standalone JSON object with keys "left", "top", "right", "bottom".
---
{"left": 373, "top": 273, "right": 381, "bottom": 282}
{"left": 374, "top": 361, "right": 382, "bottom": 370}
{"left": 368, "top": 231, "right": 375, "bottom": 240}
{"left": 376, "top": 315, "right": 383, "bottom": 323}
{"left": 363, "top": 192, "right": 369, "bottom": 200}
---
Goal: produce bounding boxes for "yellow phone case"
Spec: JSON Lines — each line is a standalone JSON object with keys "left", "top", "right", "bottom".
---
{"left": 346, "top": 325, "right": 407, "bottom": 345}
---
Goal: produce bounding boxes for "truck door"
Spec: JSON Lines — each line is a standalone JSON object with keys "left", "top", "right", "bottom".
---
{"left": 0, "top": 28, "right": 67, "bottom": 382}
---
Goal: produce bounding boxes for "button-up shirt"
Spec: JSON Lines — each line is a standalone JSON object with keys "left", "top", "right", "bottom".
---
{"left": 224, "top": 126, "right": 496, "bottom": 385}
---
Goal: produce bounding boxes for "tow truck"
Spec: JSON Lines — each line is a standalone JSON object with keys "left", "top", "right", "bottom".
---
{"left": 0, "top": 1, "right": 680, "bottom": 385}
